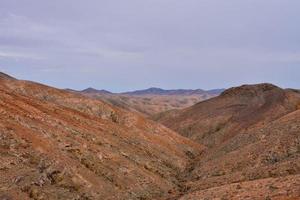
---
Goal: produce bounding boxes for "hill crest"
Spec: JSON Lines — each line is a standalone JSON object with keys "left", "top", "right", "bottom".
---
{"left": 0, "top": 72, "right": 17, "bottom": 80}
{"left": 220, "top": 83, "right": 280, "bottom": 97}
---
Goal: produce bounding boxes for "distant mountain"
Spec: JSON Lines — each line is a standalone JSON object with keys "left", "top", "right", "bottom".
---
{"left": 122, "top": 87, "right": 225, "bottom": 96}
{"left": 205, "top": 88, "right": 226, "bottom": 95}
{"left": 74, "top": 87, "right": 225, "bottom": 116}
{"left": 78, "top": 87, "right": 225, "bottom": 96}
{"left": 81, "top": 87, "right": 112, "bottom": 94}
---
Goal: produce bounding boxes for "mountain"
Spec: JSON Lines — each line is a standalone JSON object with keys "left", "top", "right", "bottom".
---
{"left": 76, "top": 87, "right": 224, "bottom": 117}
{"left": 122, "top": 87, "right": 224, "bottom": 96}
{"left": 205, "top": 88, "right": 226, "bottom": 95}
{"left": 0, "top": 72, "right": 203, "bottom": 200}
{"left": 81, "top": 87, "right": 112, "bottom": 95}
{"left": 155, "top": 83, "right": 300, "bottom": 199}
{"left": 1, "top": 72, "right": 300, "bottom": 200}
{"left": 155, "top": 83, "right": 300, "bottom": 144}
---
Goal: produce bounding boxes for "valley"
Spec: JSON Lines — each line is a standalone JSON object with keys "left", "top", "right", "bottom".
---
{"left": 0, "top": 72, "right": 299, "bottom": 200}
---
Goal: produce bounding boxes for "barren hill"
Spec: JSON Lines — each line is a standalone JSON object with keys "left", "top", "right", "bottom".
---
{"left": 0, "top": 73, "right": 203, "bottom": 200}
{"left": 155, "top": 83, "right": 300, "bottom": 199}
{"left": 179, "top": 108, "right": 300, "bottom": 199}
{"left": 154, "top": 84, "right": 300, "bottom": 144}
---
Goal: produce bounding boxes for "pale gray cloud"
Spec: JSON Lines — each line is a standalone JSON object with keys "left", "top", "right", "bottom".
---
{"left": 0, "top": 0, "right": 299, "bottom": 91}
{"left": 0, "top": 51, "right": 43, "bottom": 60}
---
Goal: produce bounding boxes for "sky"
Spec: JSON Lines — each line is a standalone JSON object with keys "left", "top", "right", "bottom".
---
{"left": 0, "top": 0, "right": 299, "bottom": 92}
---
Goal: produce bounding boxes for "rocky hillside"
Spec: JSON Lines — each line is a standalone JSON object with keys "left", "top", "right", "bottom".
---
{"left": 0, "top": 73, "right": 203, "bottom": 200}
{"left": 1, "top": 73, "right": 300, "bottom": 200}
{"left": 179, "top": 109, "right": 300, "bottom": 199}
{"left": 155, "top": 83, "right": 300, "bottom": 199}
{"left": 155, "top": 84, "right": 300, "bottom": 144}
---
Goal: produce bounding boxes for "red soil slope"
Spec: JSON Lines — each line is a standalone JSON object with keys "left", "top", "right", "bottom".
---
{"left": 0, "top": 73, "right": 203, "bottom": 200}
{"left": 1, "top": 73, "right": 299, "bottom": 200}
{"left": 156, "top": 84, "right": 300, "bottom": 199}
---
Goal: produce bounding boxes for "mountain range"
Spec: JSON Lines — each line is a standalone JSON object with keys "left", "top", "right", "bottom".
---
{"left": 71, "top": 87, "right": 224, "bottom": 116}
{"left": 0, "top": 72, "right": 299, "bottom": 200}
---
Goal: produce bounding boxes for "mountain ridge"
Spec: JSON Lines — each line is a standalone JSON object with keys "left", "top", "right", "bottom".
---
{"left": 78, "top": 87, "right": 225, "bottom": 96}
{"left": 73, "top": 87, "right": 224, "bottom": 117}
{"left": 0, "top": 72, "right": 17, "bottom": 80}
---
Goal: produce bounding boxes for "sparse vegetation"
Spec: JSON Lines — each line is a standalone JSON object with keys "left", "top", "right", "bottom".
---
{"left": 1, "top": 74, "right": 300, "bottom": 200}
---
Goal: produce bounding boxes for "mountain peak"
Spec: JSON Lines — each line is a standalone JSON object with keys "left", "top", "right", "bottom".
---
{"left": 220, "top": 83, "right": 281, "bottom": 97}
{"left": 81, "top": 87, "right": 112, "bottom": 94}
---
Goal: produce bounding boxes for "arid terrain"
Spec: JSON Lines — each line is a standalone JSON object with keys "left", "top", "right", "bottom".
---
{"left": 156, "top": 84, "right": 300, "bottom": 199}
{"left": 1, "top": 72, "right": 300, "bottom": 200}
{"left": 71, "top": 87, "right": 223, "bottom": 117}
{"left": 0, "top": 72, "right": 204, "bottom": 200}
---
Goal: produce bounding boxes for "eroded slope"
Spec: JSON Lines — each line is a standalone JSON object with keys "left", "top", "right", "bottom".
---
{"left": 0, "top": 74, "right": 203, "bottom": 200}
{"left": 156, "top": 83, "right": 300, "bottom": 199}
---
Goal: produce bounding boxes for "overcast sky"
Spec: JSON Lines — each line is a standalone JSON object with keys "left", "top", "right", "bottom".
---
{"left": 0, "top": 0, "right": 299, "bottom": 91}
